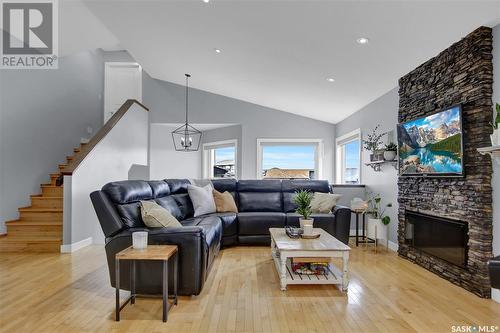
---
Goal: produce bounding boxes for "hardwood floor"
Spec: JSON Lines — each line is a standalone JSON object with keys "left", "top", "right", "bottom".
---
{"left": 1, "top": 244, "right": 499, "bottom": 333}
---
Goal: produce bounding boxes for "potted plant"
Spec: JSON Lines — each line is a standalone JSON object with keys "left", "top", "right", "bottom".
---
{"left": 363, "top": 125, "right": 387, "bottom": 161}
{"left": 383, "top": 142, "right": 398, "bottom": 161}
{"left": 491, "top": 103, "right": 500, "bottom": 146}
{"left": 293, "top": 190, "right": 313, "bottom": 229}
{"left": 366, "top": 193, "right": 392, "bottom": 247}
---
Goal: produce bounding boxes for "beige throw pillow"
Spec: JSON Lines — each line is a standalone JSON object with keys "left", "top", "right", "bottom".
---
{"left": 140, "top": 201, "right": 182, "bottom": 228}
{"left": 213, "top": 189, "right": 238, "bottom": 213}
{"left": 310, "top": 193, "right": 342, "bottom": 213}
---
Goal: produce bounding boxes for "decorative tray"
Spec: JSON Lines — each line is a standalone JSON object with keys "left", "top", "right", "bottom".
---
{"left": 300, "top": 233, "right": 321, "bottom": 239}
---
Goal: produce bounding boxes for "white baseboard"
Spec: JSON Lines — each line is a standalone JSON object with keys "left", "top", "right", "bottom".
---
{"left": 388, "top": 240, "right": 399, "bottom": 252}
{"left": 60, "top": 237, "right": 92, "bottom": 253}
{"left": 492, "top": 288, "right": 500, "bottom": 303}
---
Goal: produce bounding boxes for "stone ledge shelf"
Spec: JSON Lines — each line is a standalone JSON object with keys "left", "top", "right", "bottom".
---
{"left": 477, "top": 146, "right": 500, "bottom": 163}
{"left": 365, "top": 160, "right": 398, "bottom": 172}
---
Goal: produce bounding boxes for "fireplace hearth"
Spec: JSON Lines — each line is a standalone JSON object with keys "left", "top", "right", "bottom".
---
{"left": 405, "top": 211, "right": 468, "bottom": 268}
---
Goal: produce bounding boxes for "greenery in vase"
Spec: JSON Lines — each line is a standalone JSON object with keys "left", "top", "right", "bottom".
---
{"left": 363, "top": 125, "right": 387, "bottom": 152}
{"left": 385, "top": 142, "right": 397, "bottom": 152}
{"left": 367, "top": 192, "right": 392, "bottom": 225}
{"left": 293, "top": 190, "right": 313, "bottom": 220}
{"left": 492, "top": 103, "right": 500, "bottom": 130}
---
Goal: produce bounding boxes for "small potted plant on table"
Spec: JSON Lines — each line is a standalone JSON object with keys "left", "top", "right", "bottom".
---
{"left": 293, "top": 190, "right": 313, "bottom": 229}
{"left": 383, "top": 142, "right": 398, "bottom": 161}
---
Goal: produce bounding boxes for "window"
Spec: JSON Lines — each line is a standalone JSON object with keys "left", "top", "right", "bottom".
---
{"left": 256, "top": 139, "right": 323, "bottom": 179}
{"left": 202, "top": 140, "right": 237, "bottom": 179}
{"left": 336, "top": 129, "right": 361, "bottom": 184}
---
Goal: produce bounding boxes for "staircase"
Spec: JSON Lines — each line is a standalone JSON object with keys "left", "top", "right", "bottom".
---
{"left": 0, "top": 143, "right": 88, "bottom": 252}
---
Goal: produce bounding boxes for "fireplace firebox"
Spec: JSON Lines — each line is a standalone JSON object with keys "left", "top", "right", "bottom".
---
{"left": 405, "top": 211, "right": 468, "bottom": 268}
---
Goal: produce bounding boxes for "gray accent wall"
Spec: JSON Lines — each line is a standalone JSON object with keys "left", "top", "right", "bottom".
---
{"left": 0, "top": 50, "right": 106, "bottom": 233}
{"left": 143, "top": 78, "right": 336, "bottom": 181}
{"left": 335, "top": 88, "right": 399, "bottom": 244}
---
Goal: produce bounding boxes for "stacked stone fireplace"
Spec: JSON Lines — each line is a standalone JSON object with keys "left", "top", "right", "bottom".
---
{"left": 397, "top": 27, "right": 494, "bottom": 297}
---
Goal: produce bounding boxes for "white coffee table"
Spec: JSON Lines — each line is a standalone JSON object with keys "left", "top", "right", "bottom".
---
{"left": 269, "top": 228, "right": 351, "bottom": 291}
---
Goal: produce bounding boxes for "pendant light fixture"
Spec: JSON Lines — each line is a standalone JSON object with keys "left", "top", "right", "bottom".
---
{"left": 171, "top": 74, "right": 202, "bottom": 151}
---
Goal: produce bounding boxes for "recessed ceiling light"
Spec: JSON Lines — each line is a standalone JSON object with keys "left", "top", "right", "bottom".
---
{"left": 356, "top": 37, "right": 370, "bottom": 45}
{"left": 214, "top": 48, "right": 221, "bottom": 53}
{"left": 203, "top": 0, "right": 210, "bottom": 3}
{"left": 327, "top": 78, "right": 335, "bottom": 82}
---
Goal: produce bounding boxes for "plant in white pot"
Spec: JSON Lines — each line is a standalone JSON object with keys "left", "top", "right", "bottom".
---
{"left": 490, "top": 103, "right": 500, "bottom": 146}
{"left": 383, "top": 142, "right": 398, "bottom": 161}
{"left": 293, "top": 190, "right": 313, "bottom": 229}
{"left": 363, "top": 125, "right": 388, "bottom": 162}
{"left": 366, "top": 193, "right": 392, "bottom": 248}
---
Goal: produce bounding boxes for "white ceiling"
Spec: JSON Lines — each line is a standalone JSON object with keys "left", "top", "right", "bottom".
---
{"left": 70, "top": 1, "right": 500, "bottom": 124}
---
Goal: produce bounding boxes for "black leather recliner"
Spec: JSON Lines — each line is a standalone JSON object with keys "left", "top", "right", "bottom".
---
{"left": 90, "top": 178, "right": 351, "bottom": 296}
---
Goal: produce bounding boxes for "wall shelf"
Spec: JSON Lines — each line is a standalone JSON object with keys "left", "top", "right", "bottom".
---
{"left": 477, "top": 146, "right": 500, "bottom": 164}
{"left": 365, "top": 160, "right": 398, "bottom": 172}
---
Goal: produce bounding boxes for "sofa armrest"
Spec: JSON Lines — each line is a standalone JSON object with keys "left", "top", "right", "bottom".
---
{"left": 104, "top": 226, "right": 208, "bottom": 296}
{"left": 333, "top": 205, "right": 351, "bottom": 245}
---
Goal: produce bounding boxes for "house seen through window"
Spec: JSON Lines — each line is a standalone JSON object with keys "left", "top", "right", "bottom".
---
{"left": 257, "top": 140, "right": 322, "bottom": 179}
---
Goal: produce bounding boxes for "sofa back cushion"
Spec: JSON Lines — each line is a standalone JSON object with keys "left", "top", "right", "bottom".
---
{"left": 164, "top": 179, "right": 191, "bottom": 194}
{"left": 281, "top": 179, "right": 330, "bottom": 213}
{"left": 102, "top": 180, "right": 153, "bottom": 228}
{"left": 237, "top": 180, "right": 282, "bottom": 212}
{"left": 212, "top": 179, "right": 238, "bottom": 203}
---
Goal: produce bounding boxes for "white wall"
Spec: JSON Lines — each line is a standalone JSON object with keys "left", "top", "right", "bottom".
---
{"left": 491, "top": 23, "right": 500, "bottom": 302}
{"left": 63, "top": 103, "right": 149, "bottom": 247}
{"left": 335, "top": 88, "right": 400, "bottom": 246}
{"left": 149, "top": 124, "right": 202, "bottom": 180}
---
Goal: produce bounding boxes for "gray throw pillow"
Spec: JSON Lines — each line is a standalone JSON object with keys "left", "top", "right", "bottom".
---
{"left": 140, "top": 201, "right": 182, "bottom": 228}
{"left": 187, "top": 184, "right": 217, "bottom": 217}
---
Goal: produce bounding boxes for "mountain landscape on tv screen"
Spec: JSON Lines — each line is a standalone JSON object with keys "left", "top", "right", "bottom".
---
{"left": 398, "top": 106, "right": 462, "bottom": 175}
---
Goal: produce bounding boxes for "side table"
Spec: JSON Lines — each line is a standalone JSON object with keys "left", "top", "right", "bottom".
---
{"left": 351, "top": 209, "right": 376, "bottom": 247}
{"left": 115, "top": 245, "right": 178, "bottom": 322}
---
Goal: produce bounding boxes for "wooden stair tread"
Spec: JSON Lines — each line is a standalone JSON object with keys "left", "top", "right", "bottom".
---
{"left": 30, "top": 195, "right": 63, "bottom": 199}
{"left": 0, "top": 236, "right": 62, "bottom": 242}
{"left": 41, "top": 184, "right": 63, "bottom": 188}
{"left": 19, "top": 207, "right": 62, "bottom": 212}
{"left": 5, "top": 220, "right": 62, "bottom": 226}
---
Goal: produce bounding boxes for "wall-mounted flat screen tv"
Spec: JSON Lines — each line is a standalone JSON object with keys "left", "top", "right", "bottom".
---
{"left": 397, "top": 105, "right": 464, "bottom": 177}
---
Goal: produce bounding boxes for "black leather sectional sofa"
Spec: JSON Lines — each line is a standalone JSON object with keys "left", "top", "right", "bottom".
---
{"left": 90, "top": 179, "right": 351, "bottom": 296}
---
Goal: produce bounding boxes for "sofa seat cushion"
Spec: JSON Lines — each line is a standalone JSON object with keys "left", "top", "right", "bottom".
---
{"left": 238, "top": 212, "right": 285, "bottom": 235}
{"left": 285, "top": 213, "right": 336, "bottom": 235}
{"left": 181, "top": 215, "right": 223, "bottom": 248}
{"left": 214, "top": 212, "right": 237, "bottom": 236}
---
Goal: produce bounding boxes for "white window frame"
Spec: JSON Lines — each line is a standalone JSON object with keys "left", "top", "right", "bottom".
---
{"left": 256, "top": 138, "right": 323, "bottom": 180}
{"left": 335, "top": 129, "right": 362, "bottom": 184}
{"left": 202, "top": 139, "right": 238, "bottom": 179}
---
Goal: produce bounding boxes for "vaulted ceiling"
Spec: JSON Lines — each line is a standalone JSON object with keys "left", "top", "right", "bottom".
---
{"left": 63, "top": 1, "right": 500, "bottom": 123}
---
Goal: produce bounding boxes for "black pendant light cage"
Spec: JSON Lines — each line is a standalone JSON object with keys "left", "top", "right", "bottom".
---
{"left": 172, "top": 73, "right": 202, "bottom": 151}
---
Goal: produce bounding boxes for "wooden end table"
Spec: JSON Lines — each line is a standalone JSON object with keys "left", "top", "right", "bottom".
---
{"left": 115, "top": 245, "right": 178, "bottom": 322}
{"left": 269, "top": 228, "right": 351, "bottom": 291}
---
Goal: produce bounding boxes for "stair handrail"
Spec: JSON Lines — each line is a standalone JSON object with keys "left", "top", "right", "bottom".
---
{"left": 60, "top": 99, "right": 149, "bottom": 176}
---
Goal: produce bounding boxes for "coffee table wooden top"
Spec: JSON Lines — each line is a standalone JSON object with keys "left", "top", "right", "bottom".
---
{"left": 116, "top": 245, "right": 178, "bottom": 261}
{"left": 269, "top": 228, "right": 350, "bottom": 252}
